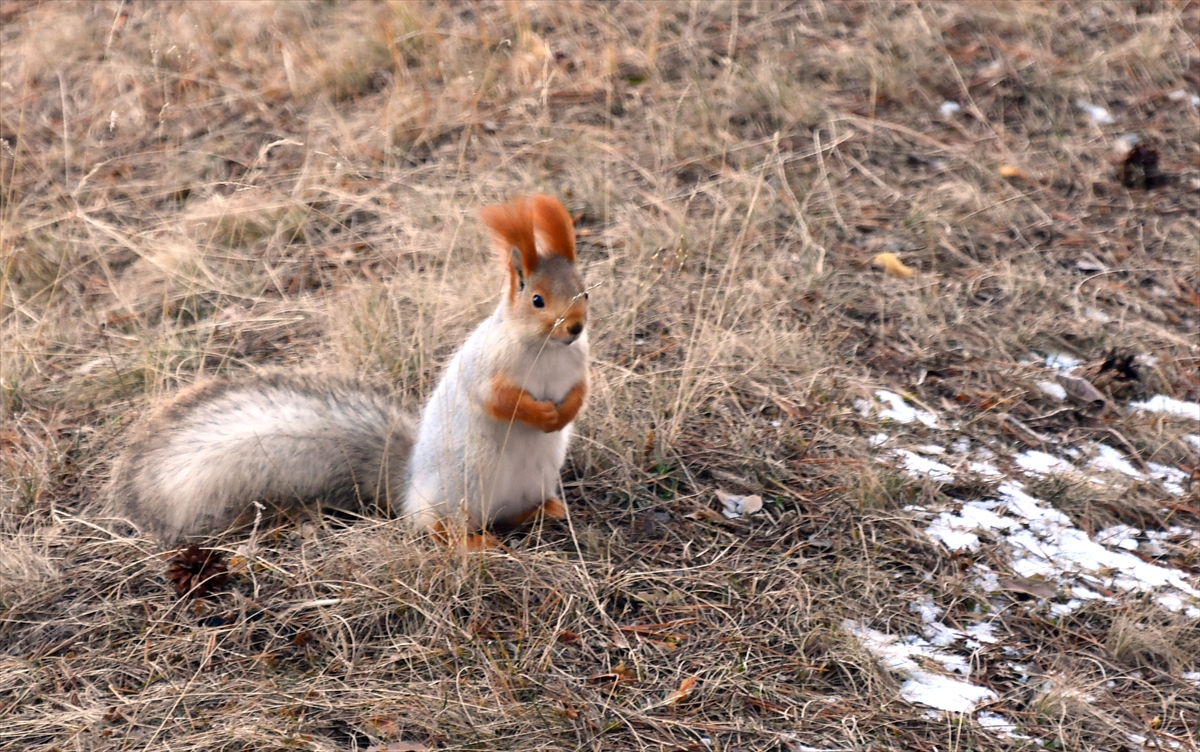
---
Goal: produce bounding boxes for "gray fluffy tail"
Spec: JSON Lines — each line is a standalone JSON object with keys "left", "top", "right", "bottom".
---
{"left": 109, "top": 373, "right": 414, "bottom": 543}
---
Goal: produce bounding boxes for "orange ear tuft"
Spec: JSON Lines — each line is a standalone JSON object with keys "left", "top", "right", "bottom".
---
{"left": 481, "top": 198, "right": 538, "bottom": 281}
{"left": 530, "top": 194, "right": 576, "bottom": 264}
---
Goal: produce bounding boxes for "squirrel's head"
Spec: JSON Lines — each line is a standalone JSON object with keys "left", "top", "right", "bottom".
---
{"left": 482, "top": 195, "right": 587, "bottom": 346}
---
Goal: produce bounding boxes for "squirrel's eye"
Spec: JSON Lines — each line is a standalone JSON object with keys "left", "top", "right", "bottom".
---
{"left": 532, "top": 294, "right": 545, "bottom": 308}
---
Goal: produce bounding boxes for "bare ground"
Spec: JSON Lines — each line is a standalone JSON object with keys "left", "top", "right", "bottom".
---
{"left": 2, "top": 1, "right": 1199, "bottom": 750}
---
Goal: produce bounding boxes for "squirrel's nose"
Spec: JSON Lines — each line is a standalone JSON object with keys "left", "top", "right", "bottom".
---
{"left": 567, "top": 322, "right": 583, "bottom": 337}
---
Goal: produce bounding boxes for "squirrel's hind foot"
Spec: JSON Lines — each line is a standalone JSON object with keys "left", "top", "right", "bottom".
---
{"left": 501, "top": 497, "right": 568, "bottom": 527}
{"left": 429, "top": 519, "right": 501, "bottom": 551}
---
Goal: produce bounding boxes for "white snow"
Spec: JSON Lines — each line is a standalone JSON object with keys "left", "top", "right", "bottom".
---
{"left": 1167, "top": 88, "right": 1200, "bottom": 107}
{"left": 976, "top": 710, "right": 1028, "bottom": 740}
{"left": 926, "top": 500, "right": 1019, "bottom": 553}
{"left": 1084, "top": 307, "right": 1111, "bottom": 324}
{"left": 1089, "top": 444, "right": 1144, "bottom": 479}
{"left": 1147, "top": 462, "right": 1188, "bottom": 496}
{"left": 939, "top": 100, "right": 961, "bottom": 117}
{"left": 844, "top": 622, "right": 998, "bottom": 713}
{"left": 965, "top": 622, "right": 998, "bottom": 645}
{"left": 891, "top": 449, "right": 955, "bottom": 481}
{"left": 1015, "top": 450, "right": 1075, "bottom": 476}
{"left": 1074, "top": 99, "right": 1115, "bottom": 125}
{"left": 968, "top": 461, "right": 1002, "bottom": 478}
{"left": 1050, "top": 600, "right": 1084, "bottom": 616}
{"left": 1096, "top": 524, "right": 1140, "bottom": 551}
{"left": 1129, "top": 395, "right": 1200, "bottom": 420}
{"left": 856, "top": 378, "right": 1200, "bottom": 743}
{"left": 910, "top": 595, "right": 942, "bottom": 624}
{"left": 1037, "top": 381, "right": 1067, "bottom": 401}
{"left": 872, "top": 390, "right": 939, "bottom": 427}
{"left": 1044, "top": 353, "right": 1082, "bottom": 372}
{"left": 918, "top": 482, "right": 1200, "bottom": 618}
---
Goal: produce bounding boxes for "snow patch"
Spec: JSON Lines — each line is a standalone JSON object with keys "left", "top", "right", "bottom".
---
{"left": 968, "top": 461, "right": 1002, "bottom": 478}
{"left": 844, "top": 622, "right": 998, "bottom": 713}
{"left": 1037, "top": 381, "right": 1067, "bottom": 401}
{"left": 1044, "top": 353, "right": 1082, "bottom": 373}
{"left": 1129, "top": 395, "right": 1200, "bottom": 420}
{"left": 976, "top": 710, "right": 1028, "bottom": 740}
{"left": 871, "top": 390, "right": 939, "bottom": 427}
{"left": 1015, "top": 450, "right": 1075, "bottom": 477}
{"left": 859, "top": 376, "right": 1200, "bottom": 743}
{"left": 1074, "top": 99, "right": 1115, "bottom": 125}
{"left": 891, "top": 449, "right": 955, "bottom": 481}
{"left": 927, "top": 484, "right": 1200, "bottom": 618}
{"left": 1089, "top": 444, "right": 1144, "bottom": 480}
{"left": 1167, "top": 88, "right": 1200, "bottom": 107}
{"left": 1147, "top": 462, "right": 1188, "bottom": 496}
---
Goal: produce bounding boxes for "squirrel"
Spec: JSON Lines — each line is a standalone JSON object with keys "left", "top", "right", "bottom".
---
{"left": 109, "top": 194, "right": 588, "bottom": 547}
{"left": 405, "top": 194, "right": 588, "bottom": 545}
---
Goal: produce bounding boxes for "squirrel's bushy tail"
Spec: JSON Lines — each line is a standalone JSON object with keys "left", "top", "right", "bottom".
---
{"left": 109, "top": 373, "right": 413, "bottom": 543}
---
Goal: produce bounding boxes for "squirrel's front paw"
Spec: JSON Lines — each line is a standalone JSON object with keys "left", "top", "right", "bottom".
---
{"left": 526, "top": 399, "right": 560, "bottom": 432}
{"left": 549, "top": 381, "right": 587, "bottom": 431}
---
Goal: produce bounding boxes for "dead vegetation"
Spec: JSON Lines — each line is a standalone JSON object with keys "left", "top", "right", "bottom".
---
{"left": 2, "top": 1, "right": 1198, "bottom": 750}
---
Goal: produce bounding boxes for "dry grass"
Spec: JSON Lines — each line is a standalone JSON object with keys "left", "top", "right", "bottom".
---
{"left": 2, "top": 1, "right": 1199, "bottom": 750}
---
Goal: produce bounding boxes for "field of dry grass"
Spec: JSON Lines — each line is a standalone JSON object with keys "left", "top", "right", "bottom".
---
{"left": 3, "top": 1, "right": 1199, "bottom": 750}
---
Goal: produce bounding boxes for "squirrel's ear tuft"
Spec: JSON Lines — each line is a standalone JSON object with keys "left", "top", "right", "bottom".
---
{"left": 530, "top": 194, "right": 576, "bottom": 264}
{"left": 481, "top": 198, "right": 538, "bottom": 287}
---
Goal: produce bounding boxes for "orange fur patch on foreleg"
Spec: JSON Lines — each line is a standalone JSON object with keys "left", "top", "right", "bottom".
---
{"left": 486, "top": 375, "right": 561, "bottom": 432}
{"left": 550, "top": 380, "right": 587, "bottom": 432}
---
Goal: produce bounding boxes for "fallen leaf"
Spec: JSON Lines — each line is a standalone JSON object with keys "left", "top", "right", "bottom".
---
{"left": 1055, "top": 373, "right": 1107, "bottom": 409}
{"left": 997, "top": 577, "right": 1057, "bottom": 600}
{"left": 666, "top": 675, "right": 698, "bottom": 705}
{"left": 684, "top": 507, "right": 725, "bottom": 523}
{"left": 716, "top": 491, "right": 764, "bottom": 519}
{"left": 998, "top": 164, "right": 1029, "bottom": 180}
{"left": 367, "top": 715, "right": 400, "bottom": 736}
{"left": 871, "top": 252, "right": 914, "bottom": 277}
{"left": 291, "top": 630, "right": 315, "bottom": 647}
{"left": 589, "top": 662, "right": 637, "bottom": 685}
